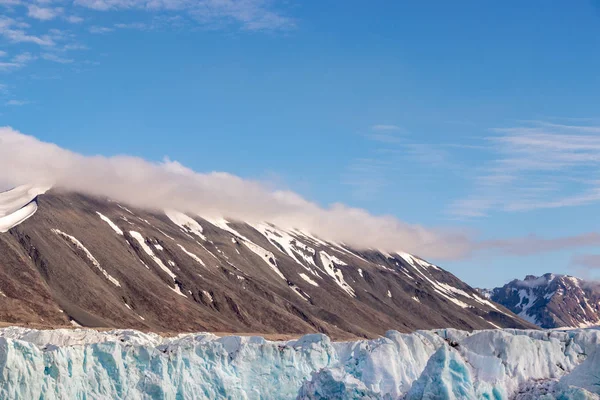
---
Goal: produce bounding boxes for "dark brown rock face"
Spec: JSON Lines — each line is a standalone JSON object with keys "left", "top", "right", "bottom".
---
{"left": 487, "top": 273, "right": 600, "bottom": 329}
{"left": 0, "top": 190, "right": 534, "bottom": 338}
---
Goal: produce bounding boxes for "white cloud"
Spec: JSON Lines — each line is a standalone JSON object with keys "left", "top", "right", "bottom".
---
{"left": 0, "top": 52, "right": 36, "bottom": 71}
{"left": 572, "top": 254, "right": 600, "bottom": 271}
{"left": 27, "top": 5, "right": 63, "bottom": 20}
{"left": 5, "top": 100, "right": 28, "bottom": 106}
{"left": 450, "top": 121, "right": 600, "bottom": 217}
{"left": 371, "top": 124, "right": 402, "bottom": 131}
{"left": 88, "top": 25, "right": 114, "bottom": 33}
{"left": 74, "top": 0, "right": 187, "bottom": 10}
{"left": 0, "top": 0, "right": 22, "bottom": 6}
{"left": 65, "top": 15, "right": 84, "bottom": 23}
{"left": 479, "top": 232, "right": 600, "bottom": 256}
{"left": 74, "top": 0, "right": 294, "bottom": 30}
{"left": 0, "top": 127, "right": 475, "bottom": 260}
{"left": 12, "top": 52, "right": 36, "bottom": 64}
{"left": 114, "top": 22, "right": 147, "bottom": 29}
{"left": 0, "top": 16, "right": 55, "bottom": 46}
{"left": 3, "top": 127, "right": 600, "bottom": 263}
{"left": 0, "top": 62, "right": 21, "bottom": 70}
{"left": 41, "top": 53, "right": 74, "bottom": 63}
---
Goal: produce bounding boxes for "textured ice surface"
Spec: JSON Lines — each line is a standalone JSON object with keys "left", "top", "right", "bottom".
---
{"left": 0, "top": 327, "right": 598, "bottom": 399}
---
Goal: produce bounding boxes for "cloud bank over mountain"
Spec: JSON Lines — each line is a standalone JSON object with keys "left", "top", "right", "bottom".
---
{"left": 0, "top": 126, "right": 474, "bottom": 260}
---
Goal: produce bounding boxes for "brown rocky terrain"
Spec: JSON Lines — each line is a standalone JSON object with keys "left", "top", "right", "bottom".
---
{"left": 0, "top": 189, "right": 535, "bottom": 338}
{"left": 484, "top": 273, "right": 600, "bottom": 329}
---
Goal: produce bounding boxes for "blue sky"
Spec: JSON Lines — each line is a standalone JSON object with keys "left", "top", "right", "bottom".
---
{"left": 2, "top": 0, "right": 600, "bottom": 288}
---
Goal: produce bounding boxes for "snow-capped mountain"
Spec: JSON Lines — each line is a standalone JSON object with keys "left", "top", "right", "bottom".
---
{"left": 0, "top": 186, "right": 534, "bottom": 337}
{"left": 486, "top": 273, "right": 600, "bottom": 329}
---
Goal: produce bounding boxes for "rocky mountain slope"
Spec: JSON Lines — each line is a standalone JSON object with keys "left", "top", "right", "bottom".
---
{"left": 0, "top": 186, "right": 534, "bottom": 337}
{"left": 485, "top": 273, "right": 600, "bottom": 329}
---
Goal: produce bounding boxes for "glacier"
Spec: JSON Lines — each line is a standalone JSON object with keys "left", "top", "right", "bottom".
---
{"left": 0, "top": 327, "right": 598, "bottom": 399}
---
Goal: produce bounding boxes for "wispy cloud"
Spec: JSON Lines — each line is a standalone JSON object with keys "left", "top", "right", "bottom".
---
{"left": 0, "top": 52, "right": 36, "bottom": 71}
{"left": 343, "top": 157, "right": 397, "bottom": 200}
{"left": 479, "top": 232, "right": 600, "bottom": 256}
{"left": 41, "top": 53, "right": 74, "bottom": 64}
{"left": 570, "top": 254, "right": 600, "bottom": 281}
{"left": 371, "top": 124, "right": 402, "bottom": 131}
{"left": 27, "top": 5, "right": 63, "bottom": 21}
{"left": 0, "top": 61, "right": 21, "bottom": 70}
{"left": 0, "top": 0, "right": 295, "bottom": 107}
{"left": 345, "top": 125, "right": 462, "bottom": 200}
{"left": 74, "top": 0, "right": 294, "bottom": 30}
{"left": 0, "top": 127, "right": 473, "bottom": 260}
{"left": 364, "top": 124, "right": 405, "bottom": 144}
{"left": 572, "top": 254, "right": 600, "bottom": 270}
{"left": 114, "top": 22, "right": 147, "bottom": 30}
{"left": 12, "top": 52, "right": 36, "bottom": 64}
{"left": 0, "top": 16, "right": 55, "bottom": 46}
{"left": 5, "top": 99, "right": 29, "bottom": 106}
{"left": 450, "top": 120, "right": 600, "bottom": 217}
{"left": 88, "top": 25, "right": 114, "bottom": 34}
{"left": 366, "top": 133, "right": 403, "bottom": 144}
{"left": 65, "top": 15, "right": 84, "bottom": 24}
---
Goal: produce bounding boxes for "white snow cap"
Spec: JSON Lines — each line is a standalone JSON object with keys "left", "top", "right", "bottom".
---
{"left": 0, "top": 185, "right": 50, "bottom": 233}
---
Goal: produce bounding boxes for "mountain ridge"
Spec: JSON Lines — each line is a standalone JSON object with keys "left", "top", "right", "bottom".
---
{"left": 0, "top": 187, "right": 535, "bottom": 337}
{"left": 485, "top": 273, "right": 600, "bottom": 329}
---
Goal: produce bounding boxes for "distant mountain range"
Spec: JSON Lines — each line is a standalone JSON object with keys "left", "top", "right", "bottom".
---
{"left": 481, "top": 273, "right": 600, "bottom": 329}
{"left": 0, "top": 186, "right": 534, "bottom": 337}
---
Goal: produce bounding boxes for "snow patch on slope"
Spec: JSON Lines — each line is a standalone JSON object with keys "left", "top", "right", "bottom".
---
{"left": 129, "top": 231, "right": 186, "bottom": 297}
{"left": 251, "top": 223, "right": 318, "bottom": 272}
{"left": 0, "top": 185, "right": 49, "bottom": 233}
{"left": 516, "top": 289, "right": 540, "bottom": 326}
{"left": 96, "top": 212, "right": 123, "bottom": 235}
{"left": 52, "top": 229, "right": 121, "bottom": 287}
{"left": 242, "top": 239, "right": 286, "bottom": 280}
{"left": 177, "top": 244, "right": 206, "bottom": 267}
{"left": 204, "top": 218, "right": 290, "bottom": 282}
{"left": 299, "top": 273, "right": 319, "bottom": 287}
{"left": 165, "top": 210, "right": 206, "bottom": 241}
{"left": 319, "top": 251, "right": 355, "bottom": 297}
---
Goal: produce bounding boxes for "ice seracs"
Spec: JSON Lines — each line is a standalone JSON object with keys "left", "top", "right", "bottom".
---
{"left": 0, "top": 326, "right": 597, "bottom": 399}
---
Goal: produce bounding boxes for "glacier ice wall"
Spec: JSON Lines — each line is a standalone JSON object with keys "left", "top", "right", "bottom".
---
{"left": 0, "top": 327, "right": 598, "bottom": 399}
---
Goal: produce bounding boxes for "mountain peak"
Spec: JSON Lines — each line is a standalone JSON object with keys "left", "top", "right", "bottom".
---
{"left": 488, "top": 273, "right": 600, "bottom": 329}
{"left": 0, "top": 189, "right": 533, "bottom": 336}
